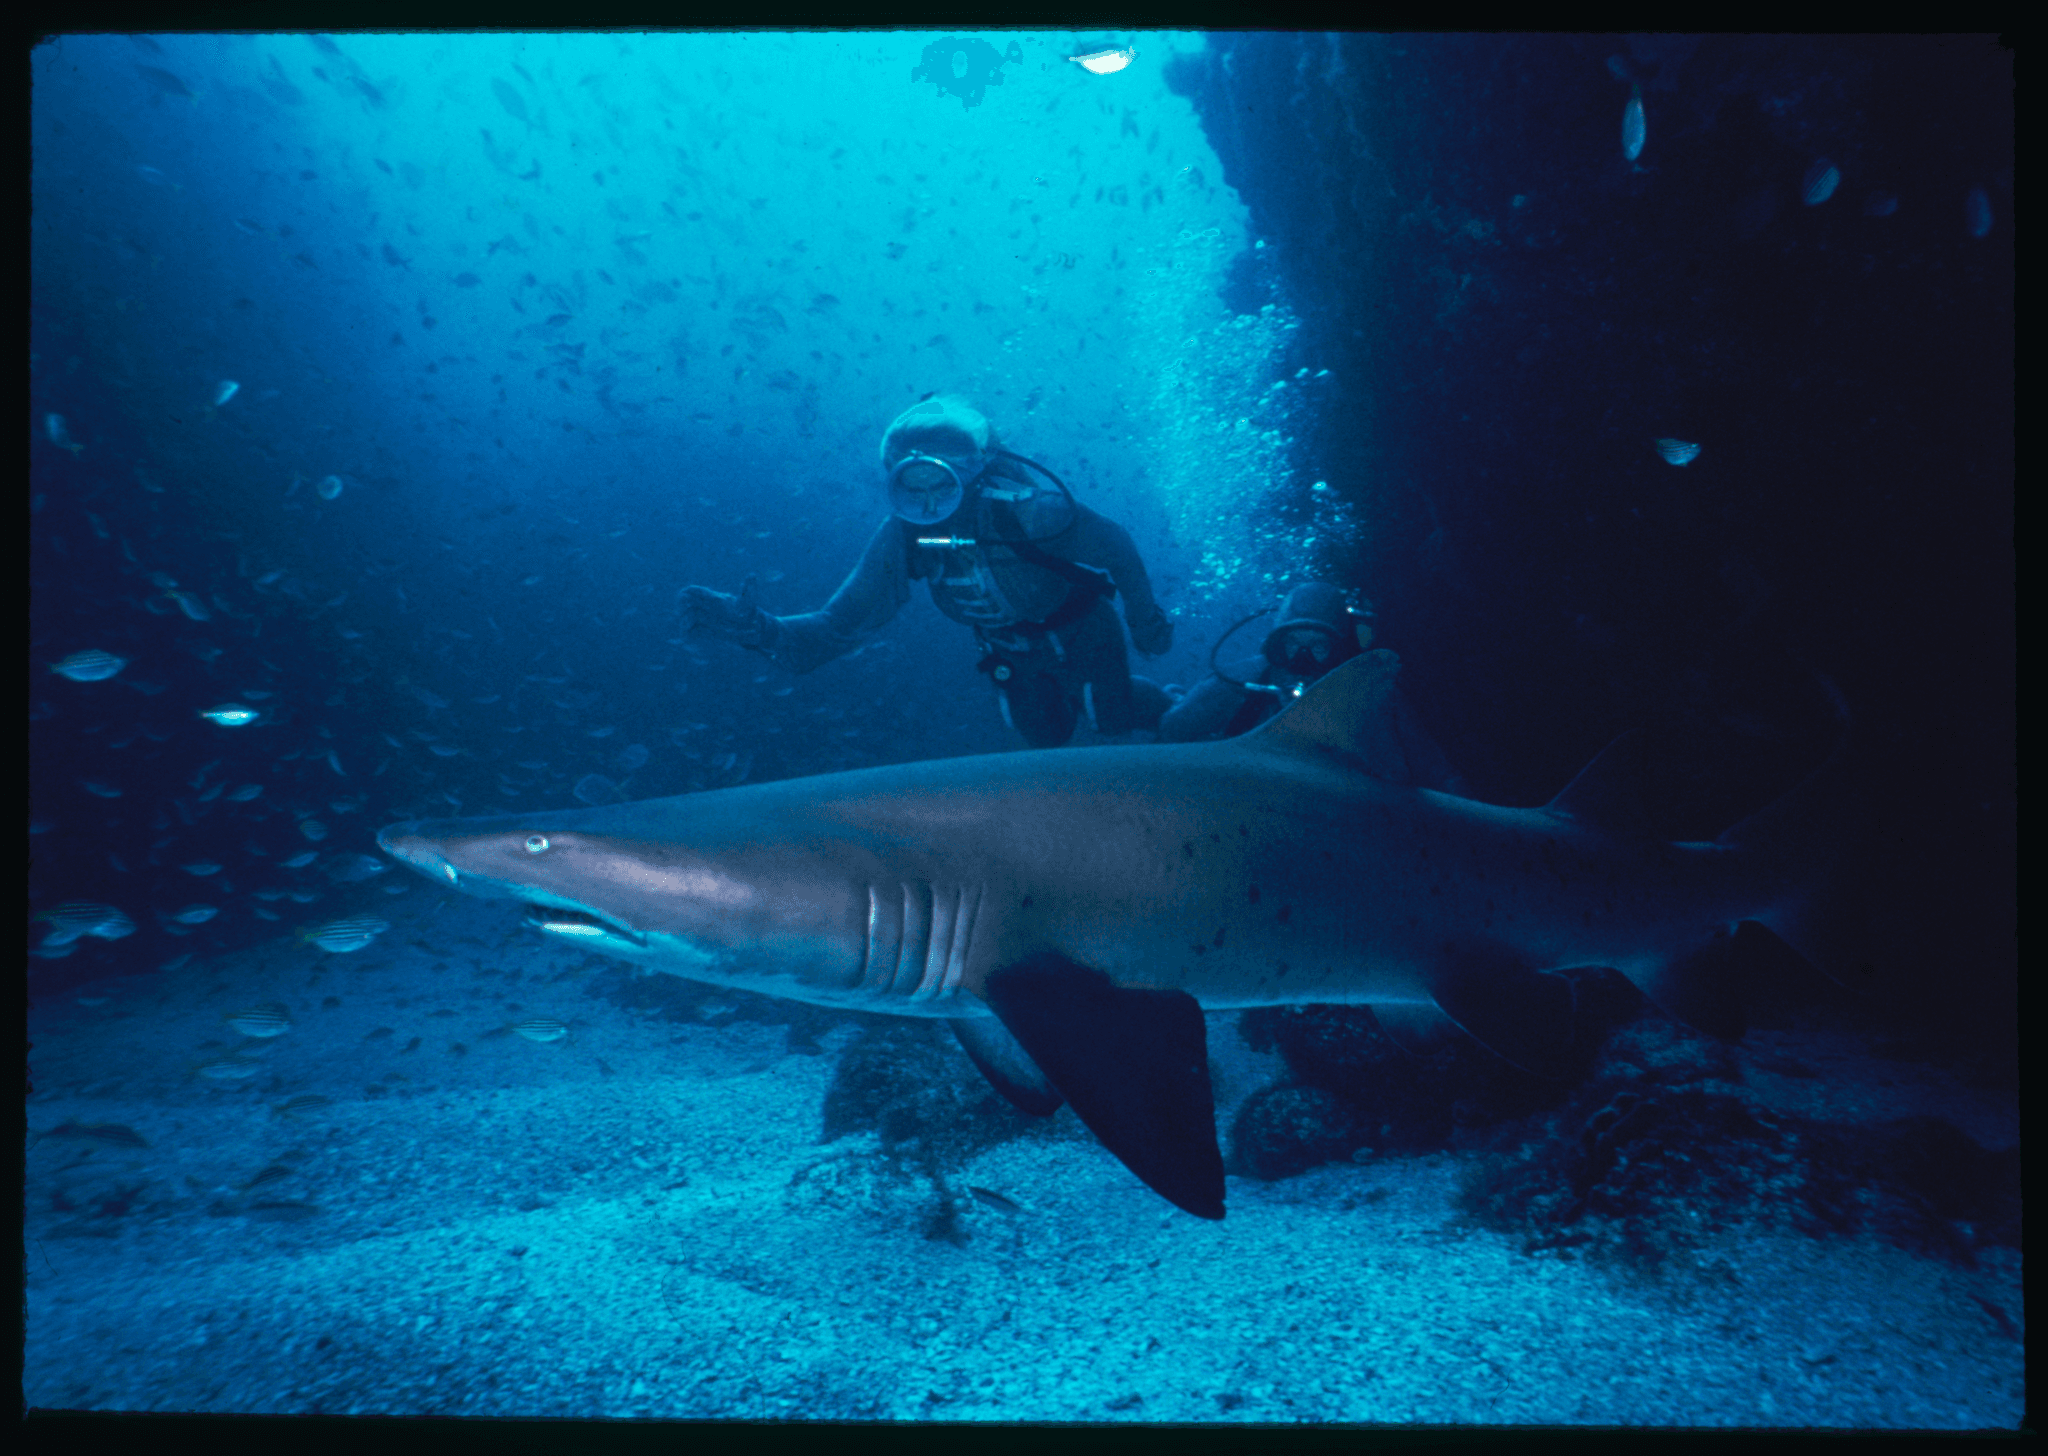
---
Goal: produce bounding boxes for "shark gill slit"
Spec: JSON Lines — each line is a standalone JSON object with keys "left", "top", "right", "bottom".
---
{"left": 897, "top": 882, "right": 933, "bottom": 997}
{"left": 864, "top": 882, "right": 980, "bottom": 1003}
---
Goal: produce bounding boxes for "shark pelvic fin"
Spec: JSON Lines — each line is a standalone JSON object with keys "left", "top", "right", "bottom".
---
{"left": 982, "top": 953, "right": 1225, "bottom": 1220}
{"left": 1631, "top": 929, "right": 1748, "bottom": 1041}
{"left": 1424, "top": 941, "right": 1581, "bottom": 1080}
{"left": 950, "top": 1016, "right": 1064, "bottom": 1117}
{"left": 1249, "top": 648, "right": 1414, "bottom": 783}
{"left": 1542, "top": 729, "right": 1654, "bottom": 838}
{"left": 1370, "top": 1002, "right": 1471, "bottom": 1059}
{"left": 1716, "top": 731, "right": 1869, "bottom": 986}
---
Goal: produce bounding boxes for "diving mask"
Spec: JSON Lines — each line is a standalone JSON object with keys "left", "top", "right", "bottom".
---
{"left": 887, "top": 450, "right": 984, "bottom": 525}
{"left": 1274, "top": 626, "right": 1337, "bottom": 678}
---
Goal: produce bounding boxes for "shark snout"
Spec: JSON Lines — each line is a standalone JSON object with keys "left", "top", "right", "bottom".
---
{"left": 378, "top": 821, "right": 457, "bottom": 882}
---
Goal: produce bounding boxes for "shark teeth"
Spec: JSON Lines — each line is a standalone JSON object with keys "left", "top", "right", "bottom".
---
{"left": 522, "top": 903, "right": 646, "bottom": 947}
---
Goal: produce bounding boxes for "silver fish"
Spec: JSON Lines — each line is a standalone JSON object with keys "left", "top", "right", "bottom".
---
{"left": 45, "top": 414, "right": 84, "bottom": 455}
{"left": 194, "top": 1056, "right": 262, "bottom": 1082}
{"left": 1068, "top": 46, "right": 1136, "bottom": 75}
{"left": 199, "top": 704, "right": 261, "bottom": 727}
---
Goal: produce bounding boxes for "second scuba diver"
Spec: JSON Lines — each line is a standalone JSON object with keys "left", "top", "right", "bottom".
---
{"left": 680, "top": 395, "right": 1175, "bottom": 748}
{"left": 1159, "top": 580, "right": 1468, "bottom": 794}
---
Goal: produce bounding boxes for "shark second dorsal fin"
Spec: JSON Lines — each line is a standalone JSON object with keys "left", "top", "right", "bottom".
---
{"left": 1247, "top": 649, "right": 1413, "bottom": 783}
{"left": 1542, "top": 730, "right": 1653, "bottom": 838}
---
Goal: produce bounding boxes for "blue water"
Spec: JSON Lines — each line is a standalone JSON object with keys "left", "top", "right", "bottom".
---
{"left": 26, "top": 32, "right": 2020, "bottom": 1428}
{"left": 31, "top": 31, "right": 1324, "bottom": 986}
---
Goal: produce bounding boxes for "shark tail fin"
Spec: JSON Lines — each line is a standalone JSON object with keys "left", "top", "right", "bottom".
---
{"left": 1716, "top": 687, "right": 1870, "bottom": 987}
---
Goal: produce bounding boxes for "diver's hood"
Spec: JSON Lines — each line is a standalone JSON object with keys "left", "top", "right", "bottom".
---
{"left": 1261, "top": 582, "right": 1360, "bottom": 664}
{"left": 879, "top": 395, "right": 993, "bottom": 475}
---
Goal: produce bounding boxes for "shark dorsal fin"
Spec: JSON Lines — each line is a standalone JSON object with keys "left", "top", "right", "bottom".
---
{"left": 1248, "top": 649, "right": 1413, "bottom": 783}
{"left": 1542, "top": 729, "right": 1652, "bottom": 837}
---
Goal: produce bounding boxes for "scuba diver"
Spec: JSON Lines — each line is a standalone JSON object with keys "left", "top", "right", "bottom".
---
{"left": 1159, "top": 580, "right": 1468, "bottom": 794}
{"left": 680, "top": 395, "right": 1175, "bottom": 748}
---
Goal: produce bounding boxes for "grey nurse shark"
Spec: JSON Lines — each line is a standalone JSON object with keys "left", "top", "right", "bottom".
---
{"left": 378, "top": 650, "right": 1855, "bottom": 1220}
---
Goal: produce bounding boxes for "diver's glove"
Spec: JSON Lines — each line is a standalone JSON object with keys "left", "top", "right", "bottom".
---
{"left": 1128, "top": 607, "right": 1174, "bottom": 657}
{"left": 681, "top": 575, "right": 778, "bottom": 651}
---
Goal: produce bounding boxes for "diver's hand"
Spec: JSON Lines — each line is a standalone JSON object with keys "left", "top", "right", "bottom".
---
{"left": 681, "top": 575, "right": 776, "bottom": 649}
{"left": 1129, "top": 608, "right": 1174, "bottom": 657}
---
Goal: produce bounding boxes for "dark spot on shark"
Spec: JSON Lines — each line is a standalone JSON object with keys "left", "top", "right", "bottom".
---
{"left": 1210, "top": 832, "right": 1221, "bottom": 843}
{"left": 1190, "top": 943, "right": 1206, "bottom": 955}
{"left": 1020, "top": 895, "right": 1032, "bottom": 909}
{"left": 1239, "top": 824, "right": 1250, "bottom": 837}
{"left": 1277, "top": 905, "right": 1292, "bottom": 923}
{"left": 1248, "top": 885, "right": 1261, "bottom": 904}
{"left": 1212, "top": 926, "right": 1227, "bottom": 948}
{"left": 1181, "top": 840, "right": 1195, "bottom": 859}
{"left": 1275, "top": 962, "right": 1290, "bottom": 977}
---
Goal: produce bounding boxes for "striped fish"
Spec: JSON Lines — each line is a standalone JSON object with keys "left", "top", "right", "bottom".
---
{"left": 225, "top": 1003, "right": 293, "bottom": 1038}
{"left": 1802, "top": 158, "right": 1841, "bottom": 207}
{"left": 298, "top": 915, "right": 390, "bottom": 953}
{"left": 1654, "top": 438, "right": 1703, "bottom": 466}
{"left": 274, "top": 1094, "right": 333, "bottom": 1119}
{"left": 36, "top": 902, "right": 136, "bottom": 945}
{"left": 51, "top": 649, "right": 127, "bottom": 682}
{"left": 512, "top": 1016, "right": 569, "bottom": 1044}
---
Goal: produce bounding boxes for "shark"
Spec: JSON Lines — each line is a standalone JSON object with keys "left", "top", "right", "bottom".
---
{"left": 377, "top": 650, "right": 1854, "bottom": 1220}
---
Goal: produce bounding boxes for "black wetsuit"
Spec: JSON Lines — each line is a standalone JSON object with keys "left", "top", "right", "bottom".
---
{"left": 758, "top": 462, "right": 1171, "bottom": 746}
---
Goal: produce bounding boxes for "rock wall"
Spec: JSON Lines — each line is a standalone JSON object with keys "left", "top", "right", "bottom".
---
{"left": 1167, "top": 34, "right": 2013, "bottom": 1067}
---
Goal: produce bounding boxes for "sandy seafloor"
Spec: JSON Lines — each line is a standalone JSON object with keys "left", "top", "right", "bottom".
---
{"left": 25, "top": 888, "right": 2023, "bottom": 1428}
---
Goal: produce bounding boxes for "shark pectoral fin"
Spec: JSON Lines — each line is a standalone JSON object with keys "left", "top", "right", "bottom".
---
{"left": 982, "top": 953, "right": 1225, "bottom": 1220}
{"left": 950, "top": 1016, "right": 1064, "bottom": 1117}
{"left": 1424, "top": 942, "right": 1580, "bottom": 1080}
{"left": 1371, "top": 1003, "right": 1470, "bottom": 1059}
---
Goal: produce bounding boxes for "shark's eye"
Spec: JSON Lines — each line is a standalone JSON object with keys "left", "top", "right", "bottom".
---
{"left": 524, "top": 835, "right": 550, "bottom": 854}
